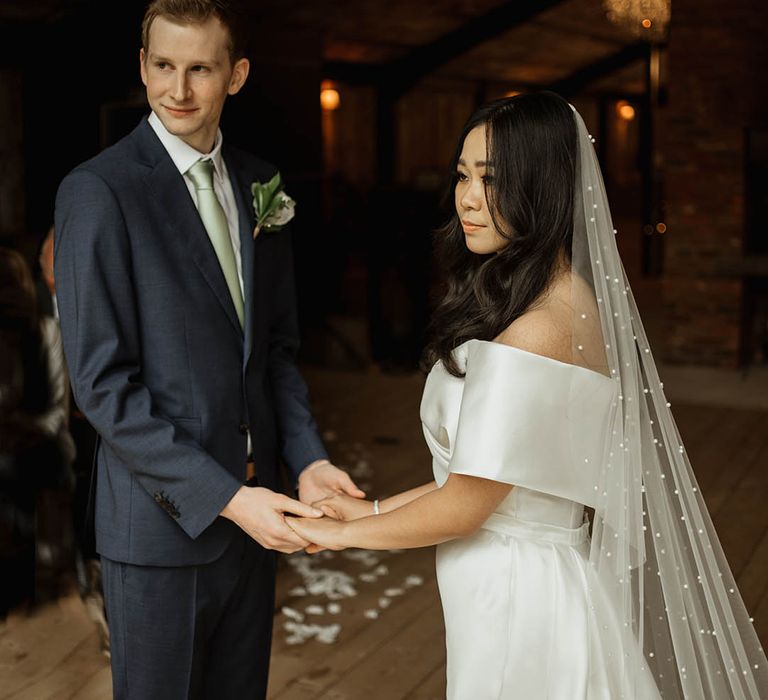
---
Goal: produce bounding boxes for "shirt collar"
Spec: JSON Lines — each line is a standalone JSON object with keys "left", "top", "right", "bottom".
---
{"left": 148, "top": 111, "right": 225, "bottom": 180}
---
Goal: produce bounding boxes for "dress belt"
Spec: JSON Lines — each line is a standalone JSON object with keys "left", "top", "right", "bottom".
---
{"left": 481, "top": 512, "right": 590, "bottom": 547}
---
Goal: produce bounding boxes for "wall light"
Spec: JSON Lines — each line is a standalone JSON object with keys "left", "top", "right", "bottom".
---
{"left": 616, "top": 100, "right": 636, "bottom": 121}
{"left": 321, "top": 86, "right": 341, "bottom": 111}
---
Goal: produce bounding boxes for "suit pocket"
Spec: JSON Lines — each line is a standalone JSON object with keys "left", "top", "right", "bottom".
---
{"left": 172, "top": 417, "right": 202, "bottom": 444}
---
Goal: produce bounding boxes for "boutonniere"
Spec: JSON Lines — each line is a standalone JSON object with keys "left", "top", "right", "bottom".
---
{"left": 251, "top": 172, "right": 296, "bottom": 239}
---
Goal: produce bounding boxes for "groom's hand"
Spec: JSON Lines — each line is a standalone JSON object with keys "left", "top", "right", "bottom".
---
{"left": 220, "top": 486, "right": 323, "bottom": 553}
{"left": 298, "top": 459, "right": 366, "bottom": 506}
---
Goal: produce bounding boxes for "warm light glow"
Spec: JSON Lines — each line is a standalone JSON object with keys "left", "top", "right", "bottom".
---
{"left": 603, "top": 0, "right": 669, "bottom": 40}
{"left": 505, "top": 90, "right": 521, "bottom": 97}
{"left": 616, "top": 101, "right": 636, "bottom": 121}
{"left": 321, "top": 87, "right": 341, "bottom": 111}
{"left": 656, "top": 222, "right": 667, "bottom": 233}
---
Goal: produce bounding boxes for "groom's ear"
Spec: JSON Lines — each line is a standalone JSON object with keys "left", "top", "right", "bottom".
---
{"left": 227, "top": 57, "right": 250, "bottom": 96}
{"left": 139, "top": 48, "right": 148, "bottom": 87}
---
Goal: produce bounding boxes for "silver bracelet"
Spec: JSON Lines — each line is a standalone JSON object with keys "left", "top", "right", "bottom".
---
{"left": 373, "top": 499, "right": 380, "bottom": 515}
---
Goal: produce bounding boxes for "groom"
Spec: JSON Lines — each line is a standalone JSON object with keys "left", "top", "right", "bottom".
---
{"left": 54, "top": 1, "right": 362, "bottom": 697}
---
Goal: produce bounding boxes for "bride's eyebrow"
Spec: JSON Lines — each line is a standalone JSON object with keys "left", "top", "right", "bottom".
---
{"left": 457, "top": 158, "right": 493, "bottom": 167}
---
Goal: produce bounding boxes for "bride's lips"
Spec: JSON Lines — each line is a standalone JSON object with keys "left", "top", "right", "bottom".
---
{"left": 164, "top": 106, "right": 198, "bottom": 118}
{"left": 461, "top": 220, "right": 486, "bottom": 233}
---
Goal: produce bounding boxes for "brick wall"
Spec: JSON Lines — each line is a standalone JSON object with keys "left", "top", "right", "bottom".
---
{"left": 660, "top": 0, "right": 768, "bottom": 365}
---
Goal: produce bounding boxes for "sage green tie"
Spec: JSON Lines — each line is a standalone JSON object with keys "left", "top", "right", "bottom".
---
{"left": 187, "top": 159, "right": 244, "bottom": 328}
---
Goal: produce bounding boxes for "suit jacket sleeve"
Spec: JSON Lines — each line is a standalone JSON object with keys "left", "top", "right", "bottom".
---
{"left": 54, "top": 168, "right": 242, "bottom": 540}
{"left": 265, "top": 225, "right": 328, "bottom": 481}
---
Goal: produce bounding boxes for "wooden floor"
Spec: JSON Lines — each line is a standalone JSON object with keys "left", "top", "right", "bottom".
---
{"left": 2, "top": 367, "right": 768, "bottom": 699}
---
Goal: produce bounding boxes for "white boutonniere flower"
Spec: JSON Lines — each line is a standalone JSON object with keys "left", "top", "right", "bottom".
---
{"left": 251, "top": 172, "right": 296, "bottom": 239}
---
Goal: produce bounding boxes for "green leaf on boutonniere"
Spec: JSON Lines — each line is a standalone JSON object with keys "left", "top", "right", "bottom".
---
{"left": 251, "top": 172, "right": 296, "bottom": 239}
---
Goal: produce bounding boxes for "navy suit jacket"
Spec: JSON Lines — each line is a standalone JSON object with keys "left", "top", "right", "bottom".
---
{"left": 54, "top": 117, "right": 328, "bottom": 566}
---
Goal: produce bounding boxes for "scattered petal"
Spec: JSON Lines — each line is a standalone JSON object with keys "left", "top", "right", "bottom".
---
{"left": 351, "top": 459, "right": 373, "bottom": 479}
{"left": 284, "top": 621, "right": 341, "bottom": 645}
{"left": 282, "top": 606, "right": 305, "bottom": 622}
{"left": 343, "top": 550, "right": 380, "bottom": 568}
{"left": 316, "top": 624, "right": 341, "bottom": 644}
{"left": 287, "top": 553, "right": 358, "bottom": 600}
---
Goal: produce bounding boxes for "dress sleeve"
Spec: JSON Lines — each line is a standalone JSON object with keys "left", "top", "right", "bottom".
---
{"left": 447, "top": 341, "right": 616, "bottom": 508}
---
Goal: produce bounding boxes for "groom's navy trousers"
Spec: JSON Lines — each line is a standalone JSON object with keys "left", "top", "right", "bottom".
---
{"left": 54, "top": 117, "right": 328, "bottom": 698}
{"left": 102, "top": 528, "right": 277, "bottom": 699}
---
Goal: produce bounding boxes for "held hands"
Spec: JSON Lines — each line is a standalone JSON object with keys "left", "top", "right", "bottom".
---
{"left": 286, "top": 514, "right": 348, "bottom": 552}
{"left": 312, "top": 492, "right": 376, "bottom": 521}
{"left": 297, "top": 461, "right": 374, "bottom": 554}
{"left": 288, "top": 493, "right": 377, "bottom": 553}
{"left": 220, "top": 462, "right": 365, "bottom": 555}
{"left": 297, "top": 459, "right": 366, "bottom": 506}
{"left": 220, "top": 485, "right": 323, "bottom": 554}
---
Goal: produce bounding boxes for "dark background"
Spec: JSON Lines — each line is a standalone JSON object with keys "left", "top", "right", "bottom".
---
{"left": 1, "top": 0, "right": 767, "bottom": 370}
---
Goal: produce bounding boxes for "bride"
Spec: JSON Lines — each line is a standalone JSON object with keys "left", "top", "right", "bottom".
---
{"left": 288, "top": 92, "right": 768, "bottom": 699}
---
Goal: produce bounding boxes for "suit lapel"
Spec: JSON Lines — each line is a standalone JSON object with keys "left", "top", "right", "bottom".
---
{"left": 144, "top": 149, "right": 244, "bottom": 337}
{"left": 223, "top": 145, "right": 256, "bottom": 366}
{"left": 135, "top": 119, "right": 243, "bottom": 337}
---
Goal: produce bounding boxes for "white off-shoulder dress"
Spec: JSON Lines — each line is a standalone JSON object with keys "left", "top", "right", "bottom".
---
{"left": 420, "top": 339, "right": 661, "bottom": 699}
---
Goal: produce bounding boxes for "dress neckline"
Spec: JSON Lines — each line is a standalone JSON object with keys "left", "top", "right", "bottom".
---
{"left": 452, "top": 338, "right": 616, "bottom": 385}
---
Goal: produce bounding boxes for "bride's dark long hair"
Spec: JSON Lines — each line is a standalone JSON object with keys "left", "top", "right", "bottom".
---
{"left": 423, "top": 91, "right": 578, "bottom": 377}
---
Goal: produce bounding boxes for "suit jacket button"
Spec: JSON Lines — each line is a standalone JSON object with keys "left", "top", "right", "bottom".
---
{"left": 154, "top": 493, "right": 163, "bottom": 503}
{"left": 239, "top": 423, "right": 249, "bottom": 435}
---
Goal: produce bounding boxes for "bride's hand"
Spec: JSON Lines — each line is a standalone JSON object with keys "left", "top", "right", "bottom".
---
{"left": 313, "top": 492, "right": 376, "bottom": 521}
{"left": 286, "top": 516, "right": 347, "bottom": 553}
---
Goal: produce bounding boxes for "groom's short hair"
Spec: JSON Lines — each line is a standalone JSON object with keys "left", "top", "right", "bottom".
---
{"left": 142, "top": 0, "right": 246, "bottom": 65}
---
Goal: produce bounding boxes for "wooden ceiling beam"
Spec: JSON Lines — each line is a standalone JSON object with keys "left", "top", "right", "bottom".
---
{"left": 325, "top": 0, "right": 568, "bottom": 95}
{"left": 547, "top": 41, "right": 652, "bottom": 96}
{"left": 384, "top": 0, "right": 567, "bottom": 95}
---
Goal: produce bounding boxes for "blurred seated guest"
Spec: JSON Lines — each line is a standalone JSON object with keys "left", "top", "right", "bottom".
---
{"left": 35, "top": 233, "right": 77, "bottom": 589}
{"left": 36, "top": 226, "right": 57, "bottom": 319}
{"left": 39, "top": 225, "right": 98, "bottom": 594}
{"left": 35, "top": 242, "right": 76, "bottom": 472}
{"left": 0, "top": 247, "right": 74, "bottom": 615}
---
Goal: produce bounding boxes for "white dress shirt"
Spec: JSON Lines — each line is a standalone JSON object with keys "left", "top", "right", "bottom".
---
{"left": 148, "top": 111, "right": 244, "bottom": 298}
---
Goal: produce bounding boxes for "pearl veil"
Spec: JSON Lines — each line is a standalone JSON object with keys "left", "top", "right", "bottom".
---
{"left": 569, "top": 105, "right": 768, "bottom": 698}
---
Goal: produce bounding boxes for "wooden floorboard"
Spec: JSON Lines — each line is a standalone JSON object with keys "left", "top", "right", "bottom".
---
{"left": 1, "top": 367, "right": 766, "bottom": 699}
{"left": 402, "top": 664, "right": 446, "bottom": 700}
{"left": 738, "top": 527, "right": 768, "bottom": 613}
{"left": 314, "top": 601, "right": 445, "bottom": 700}
{"left": 269, "top": 549, "right": 441, "bottom": 699}
{"left": 0, "top": 590, "right": 110, "bottom": 700}
{"left": 707, "top": 437, "right": 768, "bottom": 579}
